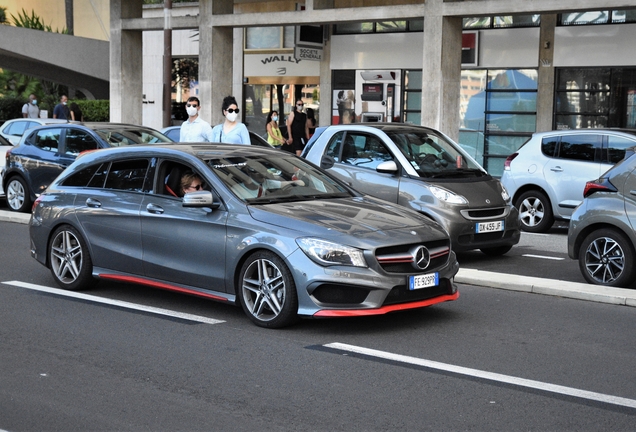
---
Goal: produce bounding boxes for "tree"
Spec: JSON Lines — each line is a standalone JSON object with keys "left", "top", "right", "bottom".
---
{"left": 65, "top": 0, "right": 74, "bottom": 35}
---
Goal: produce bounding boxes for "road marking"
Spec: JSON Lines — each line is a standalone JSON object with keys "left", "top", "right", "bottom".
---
{"left": 323, "top": 342, "right": 636, "bottom": 410}
{"left": 2, "top": 281, "right": 225, "bottom": 325}
{"left": 522, "top": 254, "right": 565, "bottom": 260}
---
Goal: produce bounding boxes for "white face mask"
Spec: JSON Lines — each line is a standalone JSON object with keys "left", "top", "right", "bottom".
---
{"left": 32, "top": 100, "right": 37, "bottom": 105}
{"left": 272, "top": 116, "right": 278, "bottom": 122}
{"left": 186, "top": 106, "right": 198, "bottom": 117}
{"left": 226, "top": 112, "right": 238, "bottom": 122}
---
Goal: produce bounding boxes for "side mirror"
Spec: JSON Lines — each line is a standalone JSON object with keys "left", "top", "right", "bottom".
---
{"left": 183, "top": 190, "right": 221, "bottom": 210}
{"left": 376, "top": 160, "right": 398, "bottom": 174}
{"left": 320, "top": 155, "right": 335, "bottom": 169}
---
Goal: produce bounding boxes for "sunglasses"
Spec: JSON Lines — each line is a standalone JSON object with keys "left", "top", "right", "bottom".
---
{"left": 186, "top": 104, "right": 198, "bottom": 108}
{"left": 226, "top": 108, "right": 240, "bottom": 113}
{"left": 188, "top": 184, "right": 202, "bottom": 190}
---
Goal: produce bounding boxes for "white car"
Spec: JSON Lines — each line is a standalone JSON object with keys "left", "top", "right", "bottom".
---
{"left": 501, "top": 129, "right": 636, "bottom": 232}
{"left": 0, "top": 118, "right": 76, "bottom": 145}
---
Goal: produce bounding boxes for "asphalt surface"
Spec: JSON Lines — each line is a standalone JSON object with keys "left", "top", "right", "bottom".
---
{"left": 3, "top": 209, "right": 635, "bottom": 308}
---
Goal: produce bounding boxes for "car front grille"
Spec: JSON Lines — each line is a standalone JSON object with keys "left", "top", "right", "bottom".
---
{"left": 460, "top": 207, "right": 508, "bottom": 220}
{"left": 375, "top": 239, "right": 451, "bottom": 274}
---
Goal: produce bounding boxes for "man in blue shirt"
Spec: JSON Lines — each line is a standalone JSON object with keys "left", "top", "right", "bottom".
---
{"left": 179, "top": 96, "right": 213, "bottom": 142}
{"left": 53, "top": 95, "right": 70, "bottom": 120}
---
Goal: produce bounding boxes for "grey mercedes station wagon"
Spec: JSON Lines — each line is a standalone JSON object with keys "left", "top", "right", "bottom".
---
{"left": 30, "top": 144, "right": 459, "bottom": 328}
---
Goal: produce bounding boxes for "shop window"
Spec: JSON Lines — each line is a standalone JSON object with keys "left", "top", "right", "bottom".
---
{"left": 555, "top": 67, "right": 636, "bottom": 130}
{"left": 245, "top": 26, "right": 295, "bottom": 50}
{"left": 403, "top": 70, "right": 422, "bottom": 125}
{"left": 334, "top": 20, "right": 422, "bottom": 35}
{"left": 558, "top": 10, "right": 636, "bottom": 25}
{"left": 461, "top": 69, "right": 537, "bottom": 176}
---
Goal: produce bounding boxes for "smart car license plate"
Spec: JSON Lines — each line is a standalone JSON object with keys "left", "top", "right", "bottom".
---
{"left": 475, "top": 220, "right": 504, "bottom": 233}
{"left": 409, "top": 272, "right": 439, "bottom": 290}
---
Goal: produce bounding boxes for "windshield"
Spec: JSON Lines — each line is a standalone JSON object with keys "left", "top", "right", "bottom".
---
{"left": 208, "top": 154, "right": 352, "bottom": 203}
{"left": 386, "top": 129, "right": 486, "bottom": 178}
{"left": 95, "top": 128, "right": 172, "bottom": 146}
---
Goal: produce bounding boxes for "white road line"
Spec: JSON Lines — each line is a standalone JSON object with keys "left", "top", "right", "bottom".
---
{"left": 522, "top": 254, "right": 565, "bottom": 260}
{"left": 324, "top": 342, "right": 636, "bottom": 410}
{"left": 3, "top": 281, "right": 225, "bottom": 325}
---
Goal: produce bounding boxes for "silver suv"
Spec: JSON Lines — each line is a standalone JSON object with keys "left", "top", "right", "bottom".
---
{"left": 501, "top": 129, "right": 636, "bottom": 233}
{"left": 567, "top": 152, "right": 636, "bottom": 287}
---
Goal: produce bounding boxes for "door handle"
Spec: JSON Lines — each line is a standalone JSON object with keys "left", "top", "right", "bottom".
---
{"left": 550, "top": 166, "right": 563, "bottom": 172}
{"left": 85, "top": 198, "right": 102, "bottom": 208}
{"left": 146, "top": 203, "right": 165, "bottom": 214}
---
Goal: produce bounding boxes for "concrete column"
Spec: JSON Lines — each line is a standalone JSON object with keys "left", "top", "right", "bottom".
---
{"left": 421, "top": 0, "right": 462, "bottom": 141}
{"left": 315, "top": 0, "right": 333, "bottom": 127}
{"left": 199, "top": 0, "right": 233, "bottom": 125}
{"left": 110, "top": 0, "right": 143, "bottom": 124}
{"left": 536, "top": 14, "right": 556, "bottom": 132}
{"left": 232, "top": 27, "right": 244, "bottom": 114}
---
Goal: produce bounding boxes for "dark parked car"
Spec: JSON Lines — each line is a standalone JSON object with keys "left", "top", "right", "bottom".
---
{"left": 30, "top": 144, "right": 460, "bottom": 328}
{"left": 3, "top": 122, "right": 172, "bottom": 212}
{"left": 160, "top": 125, "right": 273, "bottom": 147}
{"left": 568, "top": 149, "right": 636, "bottom": 287}
{"left": 302, "top": 124, "right": 520, "bottom": 255}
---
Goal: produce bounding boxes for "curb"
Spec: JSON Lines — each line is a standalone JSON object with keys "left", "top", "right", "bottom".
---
{"left": 2, "top": 210, "right": 635, "bottom": 308}
{"left": 456, "top": 268, "right": 636, "bottom": 307}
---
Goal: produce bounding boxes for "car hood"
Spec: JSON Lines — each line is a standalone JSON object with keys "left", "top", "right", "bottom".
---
{"left": 432, "top": 177, "right": 507, "bottom": 207}
{"left": 248, "top": 196, "right": 448, "bottom": 239}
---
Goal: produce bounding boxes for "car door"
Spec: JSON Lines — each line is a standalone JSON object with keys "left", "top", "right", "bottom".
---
{"left": 23, "top": 127, "right": 67, "bottom": 195}
{"left": 139, "top": 160, "right": 229, "bottom": 292}
{"left": 543, "top": 133, "right": 603, "bottom": 219}
{"left": 72, "top": 158, "right": 149, "bottom": 275}
{"left": 321, "top": 131, "right": 400, "bottom": 203}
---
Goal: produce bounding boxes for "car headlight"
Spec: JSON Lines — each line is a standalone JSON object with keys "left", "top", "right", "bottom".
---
{"left": 296, "top": 238, "right": 367, "bottom": 267}
{"left": 430, "top": 186, "right": 468, "bottom": 204}
{"left": 500, "top": 184, "right": 510, "bottom": 202}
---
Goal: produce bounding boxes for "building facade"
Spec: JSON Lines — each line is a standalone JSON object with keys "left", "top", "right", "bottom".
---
{"left": 114, "top": 1, "right": 636, "bottom": 175}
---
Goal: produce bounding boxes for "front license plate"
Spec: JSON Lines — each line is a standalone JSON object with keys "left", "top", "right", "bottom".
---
{"left": 475, "top": 220, "right": 504, "bottom": 233}
{"left": 409, "top": 272, "right": 439, "bottom": 290}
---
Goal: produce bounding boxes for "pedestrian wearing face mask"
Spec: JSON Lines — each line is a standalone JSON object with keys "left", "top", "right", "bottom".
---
{"left": 286, "top": 99, "right": 309, "bottom": 156}
{"left": 22, "top": 94, "right": 40, "bottom": 119}
{"left": 266, "top": 110, "right": 285, "bottom": 148}
{"left": 53, "top": 95, "right": 70, "bottom": 120}
{"left": 211, "top": 95, "right": 250, "bottom": 145}
{"left": 179, "top": 96, "right": 214, "bottom": 142}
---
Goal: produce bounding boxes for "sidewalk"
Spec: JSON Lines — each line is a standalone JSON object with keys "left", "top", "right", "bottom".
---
{"left": 2, "top": 209, "right": 636, "bottom": 308}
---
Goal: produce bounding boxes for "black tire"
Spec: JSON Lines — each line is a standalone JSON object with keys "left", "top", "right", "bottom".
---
{"left": 578, "top": 229, "right": 636, "bottom": 288}
{"left": 48, "top": 225, "right": 95, "bottom": 291}
{"left": 237, "top": 250, "right": 299, "bottom": 328}
{"left": 515, "top": 190, "right": 554, "bottom": 233}
{"left": 6, "top": 176, "right": 32, "bottom": 213}
{"left": 480, "top": 245, "right": 513, "bottom": 256}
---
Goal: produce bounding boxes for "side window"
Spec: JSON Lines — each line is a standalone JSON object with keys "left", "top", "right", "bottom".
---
{"left": 104, "top": 159, "right": 150, "bottom": 192}
{"left": 541, "top": 137, "right": 559, "bottom": 157}
{"left": 160, "top": 161, "right": 204, "bottom": 198}
{"left": 557, "top": 134, "right": 600, "bottom": 162}
{"left": 606, "top": 135, "right": 636, "bottom": 164}
{"left": 326, "top": 132, "right": 344, "bottom": 162}
{"left": 61, "top": 163, "right": 107, "bottom": 187}
{"left": 348, "top": 134, "right": 394, "bottom": 170}
{"left": 33, "top": 128, "right": 62, "bottom": 152}
{"left": 65, "top": 129, "right": 99, "bottom": 155}
{"left": 6, "top": 121, "right": 28, "bottom": 136}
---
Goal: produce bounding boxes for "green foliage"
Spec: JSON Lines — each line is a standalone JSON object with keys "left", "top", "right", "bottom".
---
{"left": 72, "top": 100, "right": 110, "bottom": 122}
{"left": 0, "top": 96, "right": 24, "bottom": 123}
{"left": 0, "top": 69, "right": 41, "bottom": 99}
{"left": 0, "top": 6, "right": 8, "bottom": 24}
{"left": 11, "top": 8, "right": 67, "bottom": 33}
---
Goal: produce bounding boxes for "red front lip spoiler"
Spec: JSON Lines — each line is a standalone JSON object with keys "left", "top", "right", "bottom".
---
{"left": 312, "top": 291, "right": 459, "bottom": 317}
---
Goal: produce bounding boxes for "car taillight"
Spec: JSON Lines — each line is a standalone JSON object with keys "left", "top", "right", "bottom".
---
{"left": 32, "top": 195, "right": 44, "bottom": 213}
{"left": 503, "top": 153, "right": 518, "bottom": 171}
{"left": 583, "top": 179, "right": 616, "bottom": 198}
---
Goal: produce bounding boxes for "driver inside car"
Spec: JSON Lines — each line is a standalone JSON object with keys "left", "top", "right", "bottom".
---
{"left": 231, "top": 164, "right": 305, "bottom": 200}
